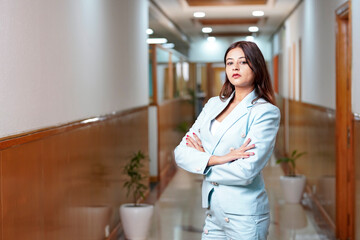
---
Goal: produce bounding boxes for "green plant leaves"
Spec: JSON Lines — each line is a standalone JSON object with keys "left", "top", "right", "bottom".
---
{"left": 276, "top": 150, "right": 307, "bottom": 176}
{"left": 123, "top": 150, "right": 148, "bottom": 206}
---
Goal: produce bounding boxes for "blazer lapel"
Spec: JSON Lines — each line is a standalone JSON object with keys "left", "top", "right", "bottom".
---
{"left": 209, "top": 89, "right": 258, "bottom": 154}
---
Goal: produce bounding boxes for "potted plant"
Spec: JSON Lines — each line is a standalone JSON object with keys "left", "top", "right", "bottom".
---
{"left": 276, "top": 150, "right": 307, "bottom": 203}
{"left": 120, "top": 151, "right": 154, "bottom": 240}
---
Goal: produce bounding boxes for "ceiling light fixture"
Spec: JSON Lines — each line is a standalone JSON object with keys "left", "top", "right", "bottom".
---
{"left": 252, "top": 11, "right": 264, "bottom": 17}
{"left": 207, "top": 36, "right": 216, "bottom": 42}
{"left": 246, "top": 36, "right": 255, "bottom": 41}
{"left": 146, "top": 28, "right": 154, "bottom": 35}
{"left": 147, "top": 38, "right": 168, "bottom": 44}
{"left": 248, "top": 26, "right": 259, "bottom": 32}
{"left": 194, "top": 12, "right": 205, "bottom": 18}
{"left": 162, "top": 43, "right": 175, "bottom": 48}
{"left": 202, "top": 27, "right": 212, "bottom": 33}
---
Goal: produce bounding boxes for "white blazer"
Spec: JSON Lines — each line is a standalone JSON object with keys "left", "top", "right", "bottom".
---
{"left": 174, "top": 89, "right": 280, "bottom": 215}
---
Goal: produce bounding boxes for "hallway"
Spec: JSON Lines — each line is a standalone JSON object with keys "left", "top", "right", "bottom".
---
{"left": 147, "top": 159, "right": 330, "bottom": 240}
{"left": 0, "top": 0, "right": 359, "bottom": 239}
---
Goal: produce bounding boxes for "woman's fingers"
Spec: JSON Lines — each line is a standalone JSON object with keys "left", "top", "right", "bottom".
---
{"left": 244, "top": 144, "right": 256, "bottom": 151}
{"left": 241, "top": 138, "right": 251, "bottom": 148}
{"left": 192, "top": 133, "right": 203, "bottom": 147}
{"left": 244, "top": 152, "right": 255, "bottom": 156}
{"left": 186, "top": 138, "right": 196, "bottom": 148}
{"left": 186, "top": 135, "right": 204, "bottom": 151}
{"left": 232, "top": 148, "right": 255, "bottom": 159}
{"left": 186, "top": 135, "right": 196, "bottom": 146}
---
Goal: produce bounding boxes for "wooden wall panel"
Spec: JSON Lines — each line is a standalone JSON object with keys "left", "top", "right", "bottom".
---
{"left": 355, "top": 118, "right": 360, "bottom": 238}
{"left": 288, "top": 100, "right": 336, "bottom": 221}
{"left": 274, "top": 98, "right": 336, "bottom": 225}
{"left": 158, "top": 99, "right": 194, "bottom": 182}
{"left": 273, "top": 55, "right": 279, "bottom": 94}
{"left": 0, "top": 107, "right": 148, "bottom": 240}
{"left": 274, "top": 95, "right": 286, "bottom": 157}
{"left": 42, "top": 134, "right": 70, "bottom": 240}
{"left": 0, "top": 152, "right": 2, "bottom": 240}
{"left": 2, "top": 141, "right": 44, "bottom": 240}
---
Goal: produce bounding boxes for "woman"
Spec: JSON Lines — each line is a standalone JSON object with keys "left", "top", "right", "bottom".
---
{"left": 174, "top": 41, "right": 280, "bottom": 240}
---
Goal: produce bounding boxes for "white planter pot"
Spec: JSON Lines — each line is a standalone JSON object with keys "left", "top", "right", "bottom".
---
{"left": 120, "top": 203, "right": 154, "bottom": 240}
{"left": 280, "top": 175, "right": 306, "bottom": 203}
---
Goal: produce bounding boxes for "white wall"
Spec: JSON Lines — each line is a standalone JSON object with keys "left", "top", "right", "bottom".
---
{"left": 272, "top": 0, "right": 347, "bottom": 109}
{"left": 189, "top": 37, "right": 271, "bottom": 63}
{"left": 0, "top": 0, "right": 149, "bottom": 138}
{"left": 352, "top": 0, "right": 360, "bottom": 114}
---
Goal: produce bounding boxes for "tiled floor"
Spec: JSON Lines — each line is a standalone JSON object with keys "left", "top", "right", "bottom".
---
{"left": 147, "top": 157, "right": 331, "bottom": 240}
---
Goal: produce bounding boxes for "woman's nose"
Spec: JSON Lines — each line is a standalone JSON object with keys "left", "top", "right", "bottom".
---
{"left": 233, "top": 63, "right": 240, "bottom": 70}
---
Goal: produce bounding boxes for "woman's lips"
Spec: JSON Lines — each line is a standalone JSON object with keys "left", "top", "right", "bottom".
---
{"left": 232, "top": 74, "right": 241, "bottom": 78}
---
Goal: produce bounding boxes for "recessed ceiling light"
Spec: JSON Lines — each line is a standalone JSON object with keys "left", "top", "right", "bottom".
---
{"left": 252, "top": 11, "right": 264, "bottom": 17}
{"left": 246, "top": 36, "right": 255, "bottom": 41}
{"left": 248, "top": 26, "right": 259, "bottom": 32}
{"left": 194, "top": 12, "right": 205, "bottom": 18}
{"left": 162, "top": 43, "right": 175, "bottom": 48}
{"left": 147, "top": 38, "right": 168, "bottom": 44}
{"left": 207, "top": 36, "right": 216, "bottom": 42}
{"left": 146, "top": 28, "right": 154, "bottom": 35}
{"left": 202, "top": 27, "right": 212, "bottom": 33}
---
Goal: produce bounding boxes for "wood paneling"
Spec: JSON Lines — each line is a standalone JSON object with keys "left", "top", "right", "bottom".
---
{"left": 273, "top": 55, "right": 279, "bottom": 94}
{"left": 274, "top": 95, "right": 285, "bottom": 157}
{"left": 0, "top": 106, "right": 148, "bottom": 151}
{"left": 0, "top": 153, "right": 1, "bottom": 240}
{"left": 274, "top": 98, "right": 336, "bottom": 235}
{"left": 209, "top": 32, "right": 250, "bottom": 37}
{"left": 0, "top": 107, "right": 149, "bottom": 240}
{"left": 150, "top": 45, "right": 158, "bottom": 105}
{"left": 354, "top": 116, "right": 360, "bottom": 238}
{"left": 206, "top": 63, "right": 214, "bottom": 100}
{"left": 2, "top": 141, "right": 44, "bottom": 240}
{"left": 185, "top": 0, "right": 267, "bottom": 6}
{"left": 198, "top": 18, "right": 260, "bottom": 25}
{"left": 158, "top": 99, "right": 194, "bottom": 184}
{"left": 335, "top": 2, "right": 353, "bottom": 239}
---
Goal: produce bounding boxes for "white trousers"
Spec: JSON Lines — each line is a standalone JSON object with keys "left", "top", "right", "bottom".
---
{"left": 201, "top": 190, "right": 270, "bottom": 240}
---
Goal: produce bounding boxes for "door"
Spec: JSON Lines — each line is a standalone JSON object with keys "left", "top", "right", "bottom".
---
{"left": 335, "top": 2, "right": 354, "bottom": 239}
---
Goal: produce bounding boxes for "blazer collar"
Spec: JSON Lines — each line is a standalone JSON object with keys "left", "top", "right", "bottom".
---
{"left": 207, "top": 89, "right": 258, "bottom": 154}
{"left": 211, "top": 89, "right": 257, "bottom": 120}
{"left": 233, "top": 88, "right": 258, "bottom": 109}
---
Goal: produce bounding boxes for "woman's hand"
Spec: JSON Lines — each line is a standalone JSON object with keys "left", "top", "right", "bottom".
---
{"left": 185, "top": 133, "right": 205, "bottom": 152}
{"left": 225, "top": 138, "right": 255, "bottom": 161}
{"left": 207, "top": 138, "right": 255, "bottom": 166}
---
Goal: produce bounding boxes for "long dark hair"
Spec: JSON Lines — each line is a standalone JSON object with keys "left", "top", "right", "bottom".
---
{"left": 219, "top": 41, "right": 275, "bottom": 105}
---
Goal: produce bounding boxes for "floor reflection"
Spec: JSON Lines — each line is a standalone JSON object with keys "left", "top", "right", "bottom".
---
{"left": 146, "top": 160, "right": 329, "bottom": 240}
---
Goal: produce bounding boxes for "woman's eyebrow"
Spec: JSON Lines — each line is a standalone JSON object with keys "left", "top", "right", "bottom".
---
{"left": 226, "top": 56, "right": 246, "bottom": 61}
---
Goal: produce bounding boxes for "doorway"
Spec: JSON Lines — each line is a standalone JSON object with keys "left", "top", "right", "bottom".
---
{"left": 335, "top": 1, "right": 354, "bottom": 239}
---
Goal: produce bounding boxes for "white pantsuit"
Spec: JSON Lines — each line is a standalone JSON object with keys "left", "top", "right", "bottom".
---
{"left": 174, "top": 90, "right": 280, "bottom": 239}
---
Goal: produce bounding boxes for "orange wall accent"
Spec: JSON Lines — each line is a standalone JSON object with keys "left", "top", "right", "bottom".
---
{"left": 158, "top": 99, "right": 194, "bottom": 184}
{"left": 273, "top": 55, "right": 279, "bottom": 94}
{"left": 355, "top": 117, "right": 360, "bottom": 237}
{"left": 0, "top": 107, "right": 149, "bottom": 239}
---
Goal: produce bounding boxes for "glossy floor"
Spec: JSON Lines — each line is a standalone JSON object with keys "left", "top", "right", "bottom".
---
{"left": 147, "top": 159, "right": 330, "bottom": 240}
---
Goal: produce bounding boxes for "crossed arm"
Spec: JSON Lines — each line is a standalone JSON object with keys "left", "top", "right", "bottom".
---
{"left": 185, "top": 133, "right": 255, "bottom": 166}
{"left": 186, "top": 106, "right": 280, "bottom": 186}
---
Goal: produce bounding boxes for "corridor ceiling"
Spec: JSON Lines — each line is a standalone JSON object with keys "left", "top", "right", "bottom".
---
{"left": 149, "top": 0, "right": 300, "bottom": 55}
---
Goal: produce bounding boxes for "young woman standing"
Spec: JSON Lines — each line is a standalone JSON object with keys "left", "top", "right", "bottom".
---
{"left": 174, "top": 41, "right": 280, "bottom": 239}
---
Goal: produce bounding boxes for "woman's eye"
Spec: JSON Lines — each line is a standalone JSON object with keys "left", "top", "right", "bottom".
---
{"left": 240, "top": 61, "right": 248, "bottom": 65}
{"left": 226, "top": 62, "right": 233, "bottom": 66}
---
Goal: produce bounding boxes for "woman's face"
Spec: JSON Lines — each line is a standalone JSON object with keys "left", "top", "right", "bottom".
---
{"left": 225, "top": 47, "right": 254, "bottom": 89}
